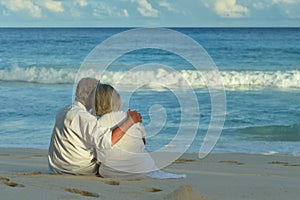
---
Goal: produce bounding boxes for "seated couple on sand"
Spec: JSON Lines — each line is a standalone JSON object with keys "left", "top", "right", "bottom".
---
{"left": 48, "top": 78, "right": 185, "bottom": 179}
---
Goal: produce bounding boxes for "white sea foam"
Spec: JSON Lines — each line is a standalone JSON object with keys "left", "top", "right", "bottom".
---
{"left": 262, "top": 151, "right": 279, "bottom": 155}
{"left": 1, "top": 65, "right": 300, "bottom": 90}
{"left": 0, "top": 65, "right": 76, "bottom": 84}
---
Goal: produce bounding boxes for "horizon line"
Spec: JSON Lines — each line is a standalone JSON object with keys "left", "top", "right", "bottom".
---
{"left": 0, "top": 26, "right": 299, "bottom": 28}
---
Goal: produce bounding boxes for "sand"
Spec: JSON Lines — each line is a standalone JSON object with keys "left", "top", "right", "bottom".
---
{"left": 0, "top": 148, "right": 299, "bottom": 200}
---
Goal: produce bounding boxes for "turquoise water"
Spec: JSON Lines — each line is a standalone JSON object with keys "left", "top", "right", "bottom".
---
{"left": 0, "top": 28, "right": 299, "bottom": 155}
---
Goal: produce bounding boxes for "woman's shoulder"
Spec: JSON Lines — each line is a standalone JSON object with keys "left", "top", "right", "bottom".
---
{"left": 106, "top": 111, "right": 127, "bottom": 120}
{"left": 98, "top": 111, "right": 127, "bottom": 128}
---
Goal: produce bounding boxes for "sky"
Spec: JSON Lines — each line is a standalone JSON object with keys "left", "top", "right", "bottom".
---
{"left": 0, "top": 0, "right": 299, "bottom": 27}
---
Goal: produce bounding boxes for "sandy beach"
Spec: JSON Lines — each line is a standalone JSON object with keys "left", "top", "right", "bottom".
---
{"left": 0, "top": 148, "right": 299, "bottom": 200}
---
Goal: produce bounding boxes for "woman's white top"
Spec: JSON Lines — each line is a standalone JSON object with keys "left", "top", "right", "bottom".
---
{"left": 97, "top": 111, "right": 186, "bottom": 179}
{"left": 97, "top": 111, "right": 157, "bottom": 177}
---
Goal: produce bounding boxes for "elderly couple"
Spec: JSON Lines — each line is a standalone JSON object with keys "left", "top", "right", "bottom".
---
{"left": 48, "top": 78, "right": 185, "bottom": 179}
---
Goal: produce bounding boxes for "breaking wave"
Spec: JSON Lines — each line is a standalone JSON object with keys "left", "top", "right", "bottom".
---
{"left": 1, "top": 65, "right": 300, "bottom": 90}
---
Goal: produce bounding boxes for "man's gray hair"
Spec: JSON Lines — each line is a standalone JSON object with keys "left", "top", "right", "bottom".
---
{"left": 75, "top": 77, "right": 99, "bottom": 106}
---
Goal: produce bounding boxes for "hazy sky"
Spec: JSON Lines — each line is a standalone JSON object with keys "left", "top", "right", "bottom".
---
{"left": 0, "top": 0, "right": 299, "bottom": 27}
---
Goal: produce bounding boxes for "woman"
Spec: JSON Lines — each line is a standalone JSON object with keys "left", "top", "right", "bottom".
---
{"left": 94, "top": 83, "right": 185, "bottom": 179}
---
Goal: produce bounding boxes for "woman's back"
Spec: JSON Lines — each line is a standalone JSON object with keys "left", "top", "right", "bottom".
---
{"left": 97, "top": 111, "right": 157, "bottom": 177}
{"left": 99, "top": 111, "right": 145, "bottom": 152}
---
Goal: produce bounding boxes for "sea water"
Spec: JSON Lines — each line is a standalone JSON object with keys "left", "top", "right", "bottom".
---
{"left": 0, "top": 28, "right": 299, "bottom": 155}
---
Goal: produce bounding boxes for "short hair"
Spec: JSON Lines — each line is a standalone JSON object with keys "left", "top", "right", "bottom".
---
{"left": 75, "top": 77, "right": 99, "bottom": 106}
{"left": 95, "top": 83, "right": 121, "bottom": 116}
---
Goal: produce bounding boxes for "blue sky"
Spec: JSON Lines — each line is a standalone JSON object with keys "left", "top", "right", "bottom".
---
{"left": 0, "top": 0, "right": 299, "bottom": 27}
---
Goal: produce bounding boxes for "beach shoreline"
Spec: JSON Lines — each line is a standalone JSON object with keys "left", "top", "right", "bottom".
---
{"left": 1, "top": 148, "right": 299, "bottom": 200}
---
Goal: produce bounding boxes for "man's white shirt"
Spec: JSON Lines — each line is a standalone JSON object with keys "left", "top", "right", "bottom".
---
{"left": 48, "top": 101, "right": 112, "bottom": 174}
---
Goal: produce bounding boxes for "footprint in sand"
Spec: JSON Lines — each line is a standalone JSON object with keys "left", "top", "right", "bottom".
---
{"left": 145, "top": 187, "right": 162, "bottom": 192}
{"left": 18, "top": 171, "right": 43, "bottom": 176}
{"left": 219, "top": 160, "right": 245, "bottom": 165}
{"left": 103, "top": 180, "right": 120, "bottom": 185}
{"left": 0, "top": 177, "right": 9, "bottom": 182}
{"left": 173, "top": 158, "right": 196, "bottom": 164}
{"left": 268, "top": 161, "right": 300, "bottom": 166}
{"left": 284, "top": 163, "right": 300, "bottom": 166}
{"left": 0, "top": 176, "right": 24, "bottom": 187}
{"left": 65, "top": 188, "right": 99, "bottom": 197}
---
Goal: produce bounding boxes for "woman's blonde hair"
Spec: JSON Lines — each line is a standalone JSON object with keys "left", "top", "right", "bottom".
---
{"left": 95, "top": 83, "right": 122, "bottom": 116}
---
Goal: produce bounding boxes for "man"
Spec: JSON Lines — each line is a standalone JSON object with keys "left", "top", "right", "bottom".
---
{"left": 48, "top": 77, "right": 142, "bottom": 175}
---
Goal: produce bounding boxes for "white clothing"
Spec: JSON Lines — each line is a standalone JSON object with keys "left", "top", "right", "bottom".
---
{"left": 97, "top": 111, "right": 186, "bottom": 179}
{"left": 48, "top": 101, "right": 112, "bottom": 175}
{"left": 98, "top": 111, "right": 157, "bottom": 177}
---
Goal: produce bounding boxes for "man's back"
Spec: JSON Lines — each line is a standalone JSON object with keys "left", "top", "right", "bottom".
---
{"left": 48, "top": 102, "right": 98, "bottom": 174}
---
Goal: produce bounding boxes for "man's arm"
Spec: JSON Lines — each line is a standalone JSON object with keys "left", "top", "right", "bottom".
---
{"left": 111, "top": 109, "right": 142, "bottom": 145}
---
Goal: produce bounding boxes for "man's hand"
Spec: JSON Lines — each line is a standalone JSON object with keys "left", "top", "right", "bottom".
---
{"left": 111, "top": 109, "right": 142, "bottom": 145}
{"left": 127, "top": 109, "right": 142, "bottom": 124}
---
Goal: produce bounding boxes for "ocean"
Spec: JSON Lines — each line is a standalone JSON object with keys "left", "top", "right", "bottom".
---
{"left": 0, "top": 28, "right": 299, "bottom": 156}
